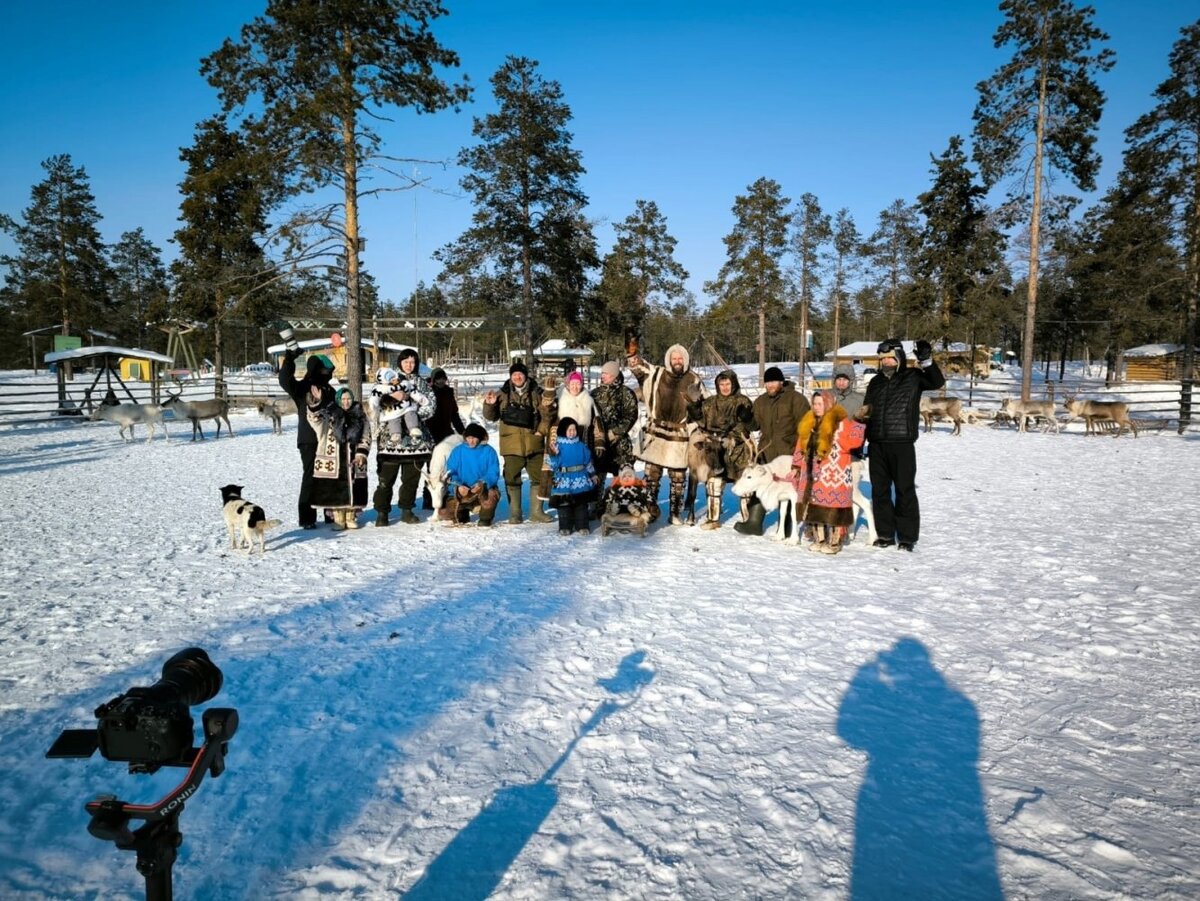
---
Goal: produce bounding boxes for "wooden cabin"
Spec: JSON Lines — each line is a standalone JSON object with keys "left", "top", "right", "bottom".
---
{"left": 1124, "top": 344, "right": 1198, "bottom": 382}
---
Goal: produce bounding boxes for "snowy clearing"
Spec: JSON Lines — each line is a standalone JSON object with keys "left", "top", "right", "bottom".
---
{"left": 0, "top": 394, "right": 1198, "bottom": 900}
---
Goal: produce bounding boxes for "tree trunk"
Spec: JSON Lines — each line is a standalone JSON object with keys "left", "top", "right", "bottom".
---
{"left": 1021, "top": 29, "right": 1050, "bottom": 403}
{"left": 1180, "top": 153, "right": 1200, "bottom": 432}
{"left": 798, "top": 298, "right": 809, "bottom": 391}
{"left": 341, "top": 42, "right": 363, "bottom": 395}
{"left": 213, "top": 309, "right": 226, "bottom": 400}
{"left": 758, "top": 305, "right": 766, "bottom": 385}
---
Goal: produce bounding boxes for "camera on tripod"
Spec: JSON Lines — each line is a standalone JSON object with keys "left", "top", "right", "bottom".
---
{"left": 46, "top": 648, "right": 238, "bottom": 901}
{"left": 48, "top": 647, "right": 227, "bottom": 773}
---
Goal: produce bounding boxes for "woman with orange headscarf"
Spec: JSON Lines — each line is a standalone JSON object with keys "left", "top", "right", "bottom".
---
{"left": 791, "top": 389, "right": 866, "bottom": 554}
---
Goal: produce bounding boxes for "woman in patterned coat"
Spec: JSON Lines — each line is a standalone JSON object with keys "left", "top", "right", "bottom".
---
{"left": 310, "top": 388, "right": 372, "bottom": 530}
{"left": 791, "top": 389, "right": 866, "bottom": 554}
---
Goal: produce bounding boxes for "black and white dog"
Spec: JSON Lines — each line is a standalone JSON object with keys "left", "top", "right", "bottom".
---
{"left": 220, "top": 484, "right": 282, "bottom": 554}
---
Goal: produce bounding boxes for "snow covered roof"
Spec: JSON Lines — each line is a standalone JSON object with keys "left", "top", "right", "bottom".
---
{"left": 43, "top": 345, "right": 174, "bottom": 364}
{"left": 830, "top": 340, "right": 915, "bottom": 359}
{"left": 1124, "top": 343, "right": 1187, "bottom": 358}
{"left": 509, "top": 338, "right": 594, "bottom": 359}
{"left": 266, "top": 338, "right": 414, "bottom": 354}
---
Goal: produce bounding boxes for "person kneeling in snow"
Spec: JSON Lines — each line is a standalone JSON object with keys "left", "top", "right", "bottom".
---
{"left": 601, "top": 465, "right": 656, "bottom": 537}
{"left": 444, "top": 423, "right": 500, "bottom": 527}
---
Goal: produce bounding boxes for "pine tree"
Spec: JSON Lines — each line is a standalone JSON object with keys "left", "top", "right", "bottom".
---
{"left": 916, "top": 136, "right": 1006, "bottom": 340}
{"left": 0, "top": 154, "right": 112, "bottom": 340}
{"left": 865, "top": 200, "right": 921, "bottom": 338}
{"left": 612, "top": 200, "right": 689, "bottom": 330}
{"left": 109, "top": 228, "right": 169, "bottom": 349}
{"left": 438, "top": 56, "right": 594, "bottom": 362}
{"left": 1070, "top": 148, "right": 1182, "bottom": 383}
{"left": 1126, "top": 19, "right": 1200, "bottom": 428}
{"left": 789, "top": 193, "right": 831, "bottom": 376}
{"left": 973, "top": 0, "right": 1114, "bottom": 399}
{"left": 829, "top": 209, "right": 861, "bottom": 354}
{"left": 172, "top": 118, "right": 276, "bottom": 393}
{"left": 202, "top": 0, "right": 470, "bottom": 390}
{"left": 704, "top": 177, "right": 791, "bottom": 382}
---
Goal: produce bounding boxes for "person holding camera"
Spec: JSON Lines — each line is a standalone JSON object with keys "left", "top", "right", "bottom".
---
{"left": 278, "top": 346, "right": 336, "bottom": 529}
{"left": 627, "top": 344, "right": 706, "bottom": 525}
{"left": 482, "top": 361, "right": 554, "bottom": 524}
{"left": 862, "top": 338, "right": 944, "bottom": 551}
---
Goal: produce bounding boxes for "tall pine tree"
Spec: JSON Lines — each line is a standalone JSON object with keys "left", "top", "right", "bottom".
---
{"left": 438, "top": 56, "right": 594, "bottom": 361}
{"left": 1126, "top": 19, "right": 1200, "bottom": 428}
{"left": 202, "top": 0, "right": 470, "bottom": 389}
{"left": 1, "top": 154, "right": 112, "bottom": 342}
{"left": 110, "top": 228, "right": 170, "bottom": 349}
{"left": 172, "top": 118, "right": 277, "bottom": 393}
{"left": 704, "top": 177, "right": 791, "bottom": 382}
{"left": 789, "top": 193, "right": 831, "bottom": 376}
{"left": 866, "top": 199, "right": 921, "bottom": 338}
{"left": 973, "top": 0, "right": 1114, "bottom": 399}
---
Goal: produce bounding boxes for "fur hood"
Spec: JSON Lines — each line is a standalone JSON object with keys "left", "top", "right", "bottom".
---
{"left": 663, "top": 343, "right": 690, "bottom": 370}
{"left": 797, "top": 405, "right": 848, "bottom": 460}
{"left": 832, "top": 363, "right": 857, "bottom": 389}
{"left": 715, "top": 368, "right": 742, "bottom": 394}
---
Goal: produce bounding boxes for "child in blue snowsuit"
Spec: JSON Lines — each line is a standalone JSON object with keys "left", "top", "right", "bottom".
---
{"left": 444, "top": 422, "right": 501, "bottom": 526}
{"left": 547, "top": 417, "right": 599, "bottom": 535}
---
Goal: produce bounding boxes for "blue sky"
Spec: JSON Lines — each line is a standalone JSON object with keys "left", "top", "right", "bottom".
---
{"left": 1, "top": 1, "right": 1195, "bottom": 310}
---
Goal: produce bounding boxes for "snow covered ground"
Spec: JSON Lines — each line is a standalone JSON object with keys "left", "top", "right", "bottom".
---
{"left": 0, "top": 379, "right": 1198, "bottom": 899}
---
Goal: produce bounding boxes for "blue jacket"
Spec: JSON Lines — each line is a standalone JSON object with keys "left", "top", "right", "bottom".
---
{"left": 446, "top": 442, "right": 500, "bottom": 490}
{"left": 548, "top": 436, "right": 596, "bottom": 496}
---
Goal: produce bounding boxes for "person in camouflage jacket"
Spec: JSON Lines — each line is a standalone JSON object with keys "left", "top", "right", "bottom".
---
{"left": 591, "top": 361, "right": 639, "bottom": 476}
{"left": 688, "top": 368, "right": 754, "bottom": 529}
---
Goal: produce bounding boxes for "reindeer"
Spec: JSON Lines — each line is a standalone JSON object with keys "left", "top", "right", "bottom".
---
{"left": 683, "top": 427, "right": 729, "bottom": 527}
{"left": 163, "top": 391, "right": 234, "bottom": 440}
{"left": 1063, "top": 390, "right": 1138, "bottom": 438}
{"left": 731, "top": 457, "right": 802, "bottom": 545}
{"left": 999, "top": 397, "right": 1060, "bottom": 434}
{"left": 254, "top": 397, "right": 295, "bottom": 435}
{"left": 91, "top": 402, "right": 169, "bottom": 442}
{"left": 919, "top": 396, "right": 964, "bottom": 436}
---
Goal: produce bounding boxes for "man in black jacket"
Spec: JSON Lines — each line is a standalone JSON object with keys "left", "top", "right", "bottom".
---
{"left": 863, "top": 338, "right": 944, "bottom": 551}
{"left": 278, "top": 350, "right": 336, "bottom": 529}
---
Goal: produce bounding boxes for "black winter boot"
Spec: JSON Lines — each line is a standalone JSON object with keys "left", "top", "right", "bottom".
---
{"left": 375, "top": 510, "right": 390, "bottom": 527}
{"left": 733, "top": 497, "right": 766, "bottom": 536}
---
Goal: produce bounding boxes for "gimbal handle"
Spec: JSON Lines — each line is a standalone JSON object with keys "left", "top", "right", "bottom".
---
{"left": 85, "top": 708, "right": 238, "bottom": 839}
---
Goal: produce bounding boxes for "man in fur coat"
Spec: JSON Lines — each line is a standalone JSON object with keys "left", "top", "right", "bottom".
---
{"left": 627, "top": 343, "right": 705, "bottom": 524}
{"left": 738, "top": 366, "right": 811, "bottom": 536}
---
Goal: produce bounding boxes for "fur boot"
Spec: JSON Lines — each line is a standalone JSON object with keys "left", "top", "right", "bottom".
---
{"left": 345, "top": 510, "right": 360, "bottom": 530}
{"left": 667, "top": 472, "right": 687, "bottom": 525}
{"left": 331, "top": 509, "right": 347, "bottom": 532}
{"left": 700, "top": 478, "right": 723, "bottom": 530}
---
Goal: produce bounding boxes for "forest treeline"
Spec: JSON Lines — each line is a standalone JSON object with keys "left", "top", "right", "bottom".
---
{"left": 2, "top": 3, "right": 1197, "bottom": 397}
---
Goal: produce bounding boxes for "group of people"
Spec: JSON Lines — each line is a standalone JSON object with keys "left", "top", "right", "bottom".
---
{"left": 278, "top": 336, "right": 944, "bottom": 549}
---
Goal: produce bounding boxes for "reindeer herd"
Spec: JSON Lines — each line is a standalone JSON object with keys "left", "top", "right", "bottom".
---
{"left": 89, "top": 389, "right": 296, "bottom": 442}
{"left": 920, "top": 389, "right": 1140, "bottom": 438}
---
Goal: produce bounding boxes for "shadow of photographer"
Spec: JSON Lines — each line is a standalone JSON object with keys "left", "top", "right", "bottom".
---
{"left": 837, "top": 637, "right": 1003, "bottom": 900}
{"left": 404, "top": 651, "right": 655, "bottom": 901}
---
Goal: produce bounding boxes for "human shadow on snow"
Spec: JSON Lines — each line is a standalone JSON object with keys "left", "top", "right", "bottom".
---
{"left": 836, "top": 637, "right": 1003, "bottom": 900}
{"left": 3, "top": 538, "right": 607, "bottom": 899}
{"left": 403, "top": 650, "right": 656, "bottom": 901}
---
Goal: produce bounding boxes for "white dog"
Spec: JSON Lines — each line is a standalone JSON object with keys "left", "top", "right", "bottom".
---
{"left": 424, "top": 433, "right": 464, "bottom": 516}
{"left": 220, "top": 484, "right": 282, "bottom": 554}
{"left": 732, "top": 456, "right": 803, "bottom": 545}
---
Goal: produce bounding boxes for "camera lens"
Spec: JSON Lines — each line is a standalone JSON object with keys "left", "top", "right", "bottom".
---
{"left": 158, "top": 648, "right": 223, "bottom": 706}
